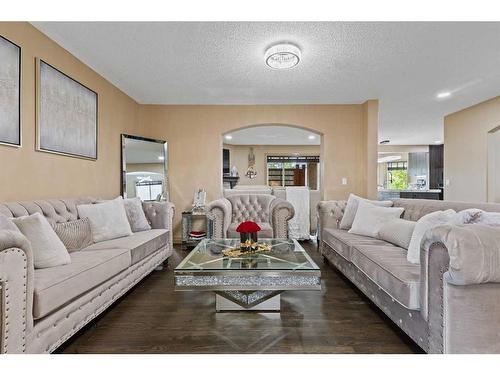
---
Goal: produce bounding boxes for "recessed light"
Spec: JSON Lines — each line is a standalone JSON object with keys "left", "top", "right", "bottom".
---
{"left": 379, "top": 140, "right": 390, "bottom": 144}
{"left": 308, "top": 135, "right": 316, "bottom": 140}
{"left": 434, "top": 140, "right": 442, "bottom": 144}
{"left": 158, "top": 156, "right": 165, "bottom": 161}
{"left": 265, "top": 43, "right": 301, "bottom": 70}
{"left": 437, "top": 91, "right": 451, "bottom": 99}
{"left": 225, "top": 135, "right": 233, "bottom": 140}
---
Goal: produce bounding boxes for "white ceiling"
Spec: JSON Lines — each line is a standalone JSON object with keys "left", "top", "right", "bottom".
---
{"left": 224, "top": 125, "right": 321, "bottom": 145}
{"left": 32, "top": 22, "right": 500, "bottom": 145}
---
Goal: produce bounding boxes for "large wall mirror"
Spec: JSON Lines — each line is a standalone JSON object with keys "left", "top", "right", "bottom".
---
{"left": 121, "top": 134, "right": 169, "bottom": 201}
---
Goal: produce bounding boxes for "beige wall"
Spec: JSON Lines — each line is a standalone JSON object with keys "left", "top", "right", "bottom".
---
{"left": 138, "top": 103, "right": 378, "bottom": 240}
{"left": 0, "top": 22, "right": 379, "bottom": 243}
{"left": 444, "top": 96, "right": 500, "bottom": 202}
{"left": 362, "top": 100, "right": 379, "bottom": 199}
{"left": 0, "top": 22, "right": 140, "bottom": 201}
{"left": 223, "top": 143, "right": 321, "bottom": 186}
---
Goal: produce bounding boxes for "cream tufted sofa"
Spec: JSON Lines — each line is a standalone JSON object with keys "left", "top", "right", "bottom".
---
{"left": 318, "top": 198, "right": 500, "bottom": 353}
{"left": 207, "top": 194, "right": 294, "bottom": 239}
{"left": 0, "top": 197, "right": 174, "bottom": 353}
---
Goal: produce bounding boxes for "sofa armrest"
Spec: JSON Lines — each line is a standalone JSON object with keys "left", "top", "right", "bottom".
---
{"left": 142, "top": 201, "right": 175, "bottom": 231}
{"left": 421, "top": 224, "right": 500, "bottom": 353}
{"left": 316, "top": 200, "right": 347, "bottom": 240}
{"left": 0, "top": 230, "right": 34, "bottom": 353}
{"left": 207, "top": 198, "right": 232, "bottom": 238}
{"left": 269, "top": 198, "right": 295, "bottom": 239}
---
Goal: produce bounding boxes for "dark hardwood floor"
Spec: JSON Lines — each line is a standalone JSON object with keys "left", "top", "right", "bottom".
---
{"left": 58, "top": 241, "right": 423, "bottom": 354}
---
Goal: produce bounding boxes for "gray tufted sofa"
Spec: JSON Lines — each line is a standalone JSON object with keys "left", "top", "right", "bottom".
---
{"left": 0, "top": 197, "right": 174, "bottom": 354}
{"left": 318, "top": 198, "right": 500, "bottom": 353}
{"left": 207, "top": 194, "right": 295, "bottom": 239}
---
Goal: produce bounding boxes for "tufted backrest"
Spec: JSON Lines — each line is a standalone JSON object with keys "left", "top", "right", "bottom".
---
{"left": 226, "top": 194, "right": 275, "bottom": 224}
{"left": 393, "top": 199, "right": 500, "bottom": 222}
{"left": 0, "top": 198, "right": 98, "bottom": 225}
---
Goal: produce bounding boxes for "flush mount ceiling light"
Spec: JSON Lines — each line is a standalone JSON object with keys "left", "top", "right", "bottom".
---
{"left": 225, "top": 135, "right": 233, "bottom": 140}
{"left": 265, "top": 43, "right": 301, "bottom": 70}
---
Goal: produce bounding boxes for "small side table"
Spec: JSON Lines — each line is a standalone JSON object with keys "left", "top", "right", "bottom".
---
{"left": 181, "top": 210, "right": 214, "bottom": 250}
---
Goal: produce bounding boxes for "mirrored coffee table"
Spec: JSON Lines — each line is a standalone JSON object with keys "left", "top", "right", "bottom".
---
{"left": 174, "top": 238, "right": 321, "bottom": 311}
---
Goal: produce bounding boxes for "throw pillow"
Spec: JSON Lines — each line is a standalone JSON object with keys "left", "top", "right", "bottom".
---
{"left": 12, "top": 212, "right": 71, "bottom": 269}
{"left": 378, "top": 219, "right": 416, "bottom": 250}
{"left": 407, "top": 209, "right": 457, "bottom": 264}
{"left": 339, "top": 193, "right": 393, "bottom": 230}
{"left": 77, "top": 196, "right": 133, "bottom": 243}
{"left": 51, "top": 218, "right": 93, "bottom": 252}
{"left": 124, "top": 197, "right": 151, "bottom": 232}
{"left": 348, "top": 201, "right": 405, "bottom": 238}
{"left": 0, "top": 213, "right": 21, "bottom": 232}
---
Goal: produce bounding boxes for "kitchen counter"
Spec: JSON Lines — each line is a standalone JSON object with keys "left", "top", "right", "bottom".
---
{"left": 378, "top": 189, "right": 443, "bottom": 200}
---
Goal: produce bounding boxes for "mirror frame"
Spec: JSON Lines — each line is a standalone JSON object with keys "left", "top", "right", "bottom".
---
{"left": 120, "top": 133, "right": 169, "bottom": 201}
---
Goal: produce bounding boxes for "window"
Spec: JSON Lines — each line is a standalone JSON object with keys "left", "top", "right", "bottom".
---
{"left": 266, "top": 155, "right": 320, "bottom": 189}
{"left": 387, "top": 161, "right": 408, "bottom": 189}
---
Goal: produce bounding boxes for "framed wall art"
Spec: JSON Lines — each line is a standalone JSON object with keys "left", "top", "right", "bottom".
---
{"left": 0, "top": 34, "right": 21, "bottom": 147}
{"left": 36, "top": 58, "right": 98, "bottom": 160}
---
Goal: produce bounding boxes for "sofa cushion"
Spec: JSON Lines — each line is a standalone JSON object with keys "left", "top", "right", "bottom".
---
{"left": 227, "top": 222, "right": 273, "bottom": 238}
{"left": 81, "top": 229, "right": 168, "bottom": 265}
{"left": 322, "top": 228, "right": 392, "bottom": 261}
{"left": 351, "top": 243, "right": 421, "bottom": 309}
{"left": 33, "top": 248, "right": 131, "bottom": 319}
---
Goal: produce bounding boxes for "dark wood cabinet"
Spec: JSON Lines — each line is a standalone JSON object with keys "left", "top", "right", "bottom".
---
{"left": 400, "top": 191, "right": 441, "bottom": 200}
{"left": 429, "top": 144, "right": 444, "bottom": 199}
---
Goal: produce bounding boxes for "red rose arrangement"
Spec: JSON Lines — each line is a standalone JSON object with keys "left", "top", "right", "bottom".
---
{"left": 236, "top": 221, "right": 261, "bottom": 251}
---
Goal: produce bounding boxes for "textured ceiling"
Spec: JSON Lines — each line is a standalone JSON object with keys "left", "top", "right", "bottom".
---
{"left": 32, "top": 22, "right": 500, "bottom": 145}
{"left": 223, "top": 125, "right": 321, "bottom": 145}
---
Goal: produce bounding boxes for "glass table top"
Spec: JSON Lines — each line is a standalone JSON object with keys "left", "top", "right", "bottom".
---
{"left": 175, "top": 238, "right": 320, "bottom": 272}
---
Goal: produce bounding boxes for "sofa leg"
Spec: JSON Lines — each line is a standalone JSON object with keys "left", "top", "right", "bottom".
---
{"left": 155, "top": 259, "right": 169, "bottom": 271}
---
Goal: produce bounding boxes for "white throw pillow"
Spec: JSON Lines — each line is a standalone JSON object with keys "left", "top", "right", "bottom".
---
{"left": 378, "top": 219, "right": 416, "bottom": 250}
{"left": 77, "top": 197, "right": 132, "bottom": 243}
{"left": 12, "top": 212, "right": 71, "bottom": 269}
{"left": 339, "top": 193, "right": 393, "bottom": 230}
{"left": 407, "top": 209, "right": 457, "bottom": 264}
{"left": 348, "top": 201, "right": 405, "bottom": 238}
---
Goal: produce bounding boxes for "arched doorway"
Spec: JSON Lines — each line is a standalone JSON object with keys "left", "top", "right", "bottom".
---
{"left": 487, "top": 125, "right": 500, "bottom": 203}
{"left": 221, "top": 123, "right": 323, "bottom": 237}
